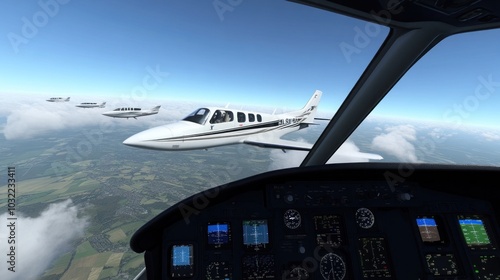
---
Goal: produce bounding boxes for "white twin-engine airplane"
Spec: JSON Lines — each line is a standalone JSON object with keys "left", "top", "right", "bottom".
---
{"left": 102, "top": 105, "right": 161, "bottom": 119}
{"left": 122, "top": 90, "right": 383, "bottom": 160}
{"left": 47, "top": 97, "right": 70, "bottom": 102}
{"left": 76, "top": 102, "right": 106, "bottom": 108}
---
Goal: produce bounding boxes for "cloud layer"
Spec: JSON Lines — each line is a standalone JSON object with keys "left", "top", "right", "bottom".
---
{"left": 371, "top": 124, "right": 421, "bottom": 163}
{"left": 0, "top": 200, "right": 88, "bottom": 280}
{"left": 1, "top": 98, "right": 187, "bottom": 140}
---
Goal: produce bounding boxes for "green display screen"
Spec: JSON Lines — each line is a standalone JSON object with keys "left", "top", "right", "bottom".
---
{"left": 459, "top": 218, "right": 491, "bottom": 247}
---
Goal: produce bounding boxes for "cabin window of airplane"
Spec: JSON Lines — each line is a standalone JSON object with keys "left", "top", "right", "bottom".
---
{"left": 210, "top": 110, "right": 234, "bottom": 124}
{"left": 257, "top": 114, "right": 262, "bottom": 122}
{"left": 248, "top": 114, "right": 255, "bottom": 122}
{"left": 225, "top": 111, "right": 234, "bottom": 122}
{"left": 134, "top": 108, "right": 140, "bottom": 111}
{"left": 237, "top": 112, "right": 246, "bottom": 123}
{"left": 183, "top": 108, "right": 210, "bottom": 124}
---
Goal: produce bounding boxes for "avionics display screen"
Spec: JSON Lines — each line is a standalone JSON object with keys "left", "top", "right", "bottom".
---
{"left": 458, "top": 216, "right": 492, "bottom": 248}
{"left": 425, "top": 253, "right": 459, "bottom": 276}
{"left": 358, "top": 237, "right": 392, "bottom": 278}
{"left": 471, "top": 254, "right": 500, "bottom": 279}
{"left": 416, "top": 217, "right": 443, "bottom": 243}
{"left": 242, "top": 220, "right": 269, "bottom": 250}
{"left": 169, "top": 244, "right": 194, "bottom": 278}
{"left": 313, "top": 214, "right": 344, "bottom": 246}
{"left": 207, "top": 222, "right": 231, "bottom": 249}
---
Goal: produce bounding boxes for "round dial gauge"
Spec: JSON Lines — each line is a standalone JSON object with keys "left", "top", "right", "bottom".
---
{"left": 320, "top": 252, "right": 346, "bottom": 280}
{"left": 284, "top": 209, "right": 302, "bottom": 229}
{"left": 355, "top": 207, "right": 375, "bottom": 229}
{"left": 285, "top": 267, "right": 310, "bottom": 279}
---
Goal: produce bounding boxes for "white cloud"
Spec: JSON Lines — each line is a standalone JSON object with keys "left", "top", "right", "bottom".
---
{"left": 371, "top": 124, "right": 421, "bottom": 163}
{"left": 481, "top": 131, "right": 500, "bottom": 141}
{"left": 4, "top": 102, "right": 113, "bottom": 140}
{"left": 428, "top": 127, "right": 454, "bottom": 142}
{"left": 0, "top": 200, "right": 88, "bottom": 280}
{"left": 268, "top": 149, "right": 307, "bottom": 170}
{"left": 0, "top": 97, "right": 201, "bottom": 140}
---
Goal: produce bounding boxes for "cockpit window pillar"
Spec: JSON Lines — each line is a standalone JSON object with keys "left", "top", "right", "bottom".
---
{"left": 183, "top": 108, "right": 210, "bottom": 124}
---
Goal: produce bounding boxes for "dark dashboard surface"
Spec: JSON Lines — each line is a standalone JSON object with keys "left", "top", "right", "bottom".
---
{"left": 130, "top": 163, "right": 500, "bottom": 279}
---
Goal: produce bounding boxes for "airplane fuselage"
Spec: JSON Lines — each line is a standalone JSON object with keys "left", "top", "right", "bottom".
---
{"left": 47, "top": 97, "right": 70, "bottom": 102}
{"left": 76, "top": 102, "right": 105, "bottom": 108}
{"left": 123, "top": 107, "right": 309, "bottom": 150}
{"left": 102, "top": 106, "right": 160, "bottom": 119}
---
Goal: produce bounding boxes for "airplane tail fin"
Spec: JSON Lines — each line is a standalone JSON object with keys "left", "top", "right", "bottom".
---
{"left": 100, "top": 102, "right": 106, "bottom": 108}
{"left": 151, "top": 105, "right": 161, "bottom": 112}
{"left": 290, "top": 90, "right": 322, "bottom": 124}
{"left": 66, "top": 97, "right": 70, "bottom": 101}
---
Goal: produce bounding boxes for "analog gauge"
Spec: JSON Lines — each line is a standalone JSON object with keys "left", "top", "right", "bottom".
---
{"left": 355, "top": 207, "right": 375, "bottom": 229}
{"left": 284, "top": 209, "right": 302, "bottom": 229}
{"left": 206, "top": 261, "right": 232, "bottom": 279}
{"left": 320, "top": 252, "right": 346, "bottom": 280}
{"left": 288, "top": 267, "right": 309, "bottom": 279}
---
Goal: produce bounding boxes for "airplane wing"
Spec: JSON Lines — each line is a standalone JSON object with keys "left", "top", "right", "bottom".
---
{"left": 243, "top": 138, "right": 312, "bottom": 151}
{"left": 244, "top": 138, "right": 383, "bottom": 160}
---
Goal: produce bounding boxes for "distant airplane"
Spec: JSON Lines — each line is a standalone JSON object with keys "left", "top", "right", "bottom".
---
{"left": 47, "top": 97, "right": 70, "bottom": 102}
{"left": 76, "top": 102, "right": 106, "bottom": 108}
{"left": 102, "top": 105, "right": 161, "bottom": 119}
{"left": 122, "top": 90, "right": 383, "bottom": 159}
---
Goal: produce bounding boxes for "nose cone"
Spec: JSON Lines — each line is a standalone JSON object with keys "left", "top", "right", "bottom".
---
{"left": 123, "top": 126, "right": 173, "bottom": 150}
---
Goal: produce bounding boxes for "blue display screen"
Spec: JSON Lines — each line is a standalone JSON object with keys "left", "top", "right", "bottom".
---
{"left": 243, "top": 220, "right": 269, "bottom": 246}
{"left": 172, "top": 245, "right": 192, "bottom": 266}
{"left": 207, "top": 222, "right": 230, "bottom": 245}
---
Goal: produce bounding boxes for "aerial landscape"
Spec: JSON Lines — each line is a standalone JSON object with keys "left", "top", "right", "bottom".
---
{"left": 2, "top": 0, "right": 500, "bottom": 279}
{"left": 1, "top": 108, "right": 500, "bottom": 279}
{"left": 0, "top": 119, "right": 276, "bottom": 279}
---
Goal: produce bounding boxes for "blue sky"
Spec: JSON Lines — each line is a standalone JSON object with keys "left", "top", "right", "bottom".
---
{"left": 1, "top": 0, "right": 500, "bottom": 127}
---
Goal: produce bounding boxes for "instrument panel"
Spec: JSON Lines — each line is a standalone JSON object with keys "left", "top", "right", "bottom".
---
{"left": 130, "top": 164, "right": 500, "bottom": 279}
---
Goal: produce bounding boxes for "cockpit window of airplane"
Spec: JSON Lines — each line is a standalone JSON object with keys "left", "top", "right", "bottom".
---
{"left": 183, "top": 108, "right": 210, "bottom": 124}
{"left": 2, "top": 1, "right": 500, "bottom": 280}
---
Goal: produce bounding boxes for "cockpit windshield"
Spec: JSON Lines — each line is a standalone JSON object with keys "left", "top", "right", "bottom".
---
{"left": 182, "top": 108, "right": 210, "bottom": 124}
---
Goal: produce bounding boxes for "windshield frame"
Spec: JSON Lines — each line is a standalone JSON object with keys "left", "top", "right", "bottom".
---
{"left": 183, "top": 108, "right": 211, "bottom": 125}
